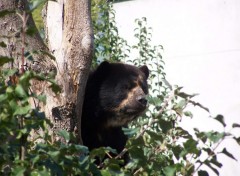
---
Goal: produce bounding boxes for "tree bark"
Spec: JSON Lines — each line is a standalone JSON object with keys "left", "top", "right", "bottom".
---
{"left": 44, "top": 0, "right": 94, "bottom": 144}
{"left": 0, "top": 0, "right": 94, "bottom": 144}
{"left": 0, "top": 0, "right": 56, "bottom": 73}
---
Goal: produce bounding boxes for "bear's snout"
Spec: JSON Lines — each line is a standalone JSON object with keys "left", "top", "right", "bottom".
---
{"left": 136, "top": 95, "right": 148, "bottom": 107}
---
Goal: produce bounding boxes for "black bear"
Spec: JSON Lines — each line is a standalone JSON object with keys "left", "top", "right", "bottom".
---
{"left": 81, "top": 61, "right": 149, "bottom": 161}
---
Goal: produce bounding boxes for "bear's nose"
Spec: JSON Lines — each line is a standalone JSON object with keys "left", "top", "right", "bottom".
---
{"left": 137, "top": 96, "right": 148, "bottom": 106}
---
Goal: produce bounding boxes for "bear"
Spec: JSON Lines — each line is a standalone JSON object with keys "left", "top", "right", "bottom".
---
{"left": 81, "top": 61, "right": 149, "bottom": 162}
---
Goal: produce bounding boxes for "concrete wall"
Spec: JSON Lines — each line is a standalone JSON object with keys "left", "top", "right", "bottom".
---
{"left": 114, "top": 0, "right": 240, "bottom": 175}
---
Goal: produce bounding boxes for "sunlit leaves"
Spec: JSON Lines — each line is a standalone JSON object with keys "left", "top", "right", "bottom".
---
{"left": 11, "top": 166, "right": 26, "bottom": 176}
{"left": 163, "top": 166, "right": 176, "bottom": 176}
{"left": 15, "top": 84, "right": 28, "bottom": 98}
{"left": 1, "top": 0, "right": 239, "bottom": 175}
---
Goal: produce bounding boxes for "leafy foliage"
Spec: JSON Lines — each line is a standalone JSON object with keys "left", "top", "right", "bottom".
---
{"left": 0, "top": 0, "right": 239, "bottom": 175}
{"left": 92, "top": 0, "right": 130, "bottom": 67}
{"left": 91, "top": 1, "right": 240, "bottom": 175}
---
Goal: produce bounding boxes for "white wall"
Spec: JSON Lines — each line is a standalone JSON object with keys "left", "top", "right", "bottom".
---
{"left": 114, "top": 0, "right": 240, "bottom": 175}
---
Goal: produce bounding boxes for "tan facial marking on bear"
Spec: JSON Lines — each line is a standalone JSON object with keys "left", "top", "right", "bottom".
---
{"left": 112, "top": 86, "right": 140, "bottom": 112}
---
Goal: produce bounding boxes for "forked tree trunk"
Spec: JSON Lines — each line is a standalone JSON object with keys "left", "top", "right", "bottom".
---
{"left": 0, "top": 0, "right": 94, "bottom": 144}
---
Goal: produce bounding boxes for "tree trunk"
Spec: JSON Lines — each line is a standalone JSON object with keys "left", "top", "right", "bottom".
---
{"left": 0, "top": 0, "right": 56, "bottom": 73}
{"left": 44, "top": 0, "right": 94, "bottom": 144}
{"left": 0, "top": 0, "right": 94, "bottom": 144}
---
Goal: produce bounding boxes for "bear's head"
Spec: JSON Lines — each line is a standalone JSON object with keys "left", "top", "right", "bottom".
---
{"left": 92, "top": 61, "right": 149, "bottom": 127}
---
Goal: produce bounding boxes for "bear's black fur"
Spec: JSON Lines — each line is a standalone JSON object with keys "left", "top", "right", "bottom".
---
{"left": 81, "top": 61, "right": 149, "bottom": 160}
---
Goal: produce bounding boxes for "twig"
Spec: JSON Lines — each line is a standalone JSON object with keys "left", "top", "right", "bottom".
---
{"left": 18, "top": 11, "right": 29, "bottom": 74}
{"left": 18, "top": 10, "right": 29, "bottom": 163}
{"left": 19, "top": 116, "right": 25, "bottom": 162}
{"left": 133, "top": 167, "right": 143, "bottom": 176}
{"left": 192, "top": 138, "right": 224, "bottom": 175}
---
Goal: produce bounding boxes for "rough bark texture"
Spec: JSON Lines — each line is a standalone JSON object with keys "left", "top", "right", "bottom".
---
{"left": 0, "top": 0, "right": 94, "bottom": 144}
{"left": 65, "top": 0, "right": 94, "bottom": 144}
{"left": 0, "top": 0, "right": 56, "bottom": 73}
{"left": 44, "top": 0, "right": 94, "bottom": 144}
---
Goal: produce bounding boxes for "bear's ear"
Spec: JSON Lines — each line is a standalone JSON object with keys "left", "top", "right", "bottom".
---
{"left": 96, "top": 61, "right": 111, "bottom": 75}
{"left": 139, "top": 65, "right": 149, "bottom": 78}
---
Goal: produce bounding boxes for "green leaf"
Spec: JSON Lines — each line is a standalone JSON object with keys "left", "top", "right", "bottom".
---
{"left": 234, "top": 137, "right": 240, "bottom": 145}
{"left": 210, "top": 156, "right": 222, "bottom": 168}
{"left": 0, "top": 56, "right": 13, "bottom": 66}
{"left": 13, "top": 105, "right": 31, "bottom": 116}
{"left": 26, "top": 26, "right": 37, "bottom": 36}
{"left": 0, "top": 10, "right": 15, "bottom": 17}
{"left": 122, "top": 127, "right": 139, "bottom": 137}
{"left": 204, "top": 131, "right": 225, "bottom": 143}
{"left": 176, "top": 92, "right": 199, "bottom": 99}
{"left": 189, "top": 100, "right": 209, "bottom": 112}
{"left": 37, "top": 95, "right": 46, "bottom": 104}
{"left": 29, "top": 0, "right": 47, "bottom": 11}
{"left": 19, "top": 71, "right": 33, "bottom": 88}
{"left": 12, "top": 166, "right": 26, "bottom": 176}
{"left": 15, "top": 84, "right": 28, "bottom": 98}
{"left": 73, "top": 145, "right": 89, "bottom": 153}
{"left": 172, "top": 145, "right": 183, "bottom": 160}
{"left": 24, "top": 51, "right": 34, "bottom": 61}
{"left": 163, "top": 166, "right": 176, "bottom": 176}
{"left": 101, "top": 170, "right": 111, "bottom": 176}
{"left": 16, "top": 128, "right": 28, "bottom": 139}
{"left": 221, "top": 148, "right": 237, "bottom": 161}
{"left": 173, "top": 99, "right": 187, "bottom": 116}
{"left": 183, "top": 138, "right": 199, "bottom": 155}
{"left": 90, "top": 147, "right": 108, "bottom": 160}
{"left": 148, "top": 96, "right": 162, "bottom": 106}
{"left": 128, "top": 146, "right": 145, "bottom": 163}
{"left": 204, "top": 161, "right": 219, "bottom": 175}
{"left": 0, "top": 41, "right": 7, "bottom": 48}
{"left": 159, "top": 118, "right": 173, "bottom": 133}
{"left": 48, "top": 151, "right": 60, "bottom": 161}
{"left": 57, "top": 130, "right": 70, "bottom": 142}
{"left": 232, "top": 123, "right": 240, "bottom": 128}
{"left": 49, "top": 83, "right": 61, "bottom": 94}
{"left": 162, "top": 79, "right": 172, "bottom": 90}
{"left": 31, "top": 155, "right": 40, "bottom": 165}
{"left": 184, "top": 111, "right": 193, "bottom": 118}
{"left": 2, "top": 68, "right": 18, "bottom": 77}
{"left": 214, "top": 115, "right": 226, "bottom": 127}
{"left": 0, "top": 94, "right": 8, "bottom": 102}
{"left": 127, "top": 136, "right": 145, "bottom": 147}
{"left": 198, "top": 170, "right": 209, "bottom": 176}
